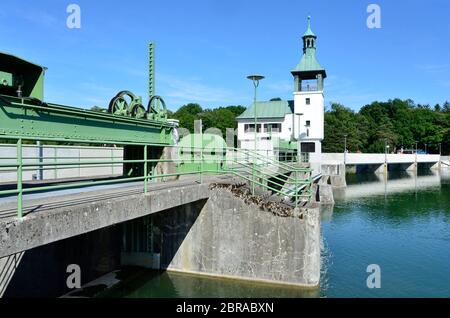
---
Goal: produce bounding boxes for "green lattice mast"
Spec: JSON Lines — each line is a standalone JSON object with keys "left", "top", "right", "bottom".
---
{"left": 148, "top": 42, "right": 155, "bottom": 100}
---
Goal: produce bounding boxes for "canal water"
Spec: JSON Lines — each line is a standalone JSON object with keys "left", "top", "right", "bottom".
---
{"left": 101, "top": 170, "right": 450, "bottom": 298}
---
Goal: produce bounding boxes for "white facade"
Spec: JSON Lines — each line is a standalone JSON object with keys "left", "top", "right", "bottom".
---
{"left": 237, "top": 18, "right": 326, "bottom": 163}
{"left": 293, "top": 90, "right": 324, "bottom": 163}
{"left": 237, "top": 117, "right": 293, "bottom": 158}
{"left": 293, "top": 91, "right": 324, "bottom": 141}
{"left": 236, "top": 91, "right": 325, "bottom": 163}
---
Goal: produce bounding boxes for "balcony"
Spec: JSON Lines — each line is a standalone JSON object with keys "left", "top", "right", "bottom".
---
{"left": 300, "top": 84, "right": 318, "bottom": 92}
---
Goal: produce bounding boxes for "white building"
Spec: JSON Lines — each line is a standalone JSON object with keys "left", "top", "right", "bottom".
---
{"left": 237, "top": 17, "right": 326, "bottom": 163}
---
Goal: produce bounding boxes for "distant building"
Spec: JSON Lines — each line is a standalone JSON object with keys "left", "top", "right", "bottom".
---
{"left": 237, "top": 17, "right": 326, "bottom": 163}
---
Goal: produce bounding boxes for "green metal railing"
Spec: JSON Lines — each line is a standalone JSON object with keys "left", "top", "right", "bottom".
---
{"left": 0, "top": 136, "right": 313, "bottom": 218}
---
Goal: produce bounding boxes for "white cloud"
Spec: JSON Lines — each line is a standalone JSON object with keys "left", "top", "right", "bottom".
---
{"left": 158, "top": 73, "right": 244, "bottom": 106}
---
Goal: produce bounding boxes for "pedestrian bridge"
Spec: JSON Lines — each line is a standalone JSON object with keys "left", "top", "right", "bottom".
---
{"left": 322, "top": 153, "right": 441, "bottom": 173}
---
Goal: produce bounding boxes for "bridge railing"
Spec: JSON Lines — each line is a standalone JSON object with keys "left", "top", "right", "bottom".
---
{"left": 0, "top": 136, "right": 313, "bottom": 218}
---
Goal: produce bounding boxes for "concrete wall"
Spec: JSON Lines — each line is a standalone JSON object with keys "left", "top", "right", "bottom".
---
{"left": 293, "top": 91, "right": 324, "bottom": 141}
{"left": 0, "top": 144, "right": 123, "bottom": 183}
{"left": 0, "top": 182, "right": 211, "bottom": 259}
{"left": 441, "top": 156, "right": 450, "bottom": 168}
{"left": 1, "top": 177, "right": 321, "bottom": 294}
{"left": 1, "top": 225, "right": 121, "bottom": 298}
{"left": 157, "top": 188, "right": 321, "bottom": 287}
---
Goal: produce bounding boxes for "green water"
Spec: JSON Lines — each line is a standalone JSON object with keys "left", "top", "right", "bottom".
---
{"left": 321, "top": 171, "right": 450, "bottom": 297}
{"left": 103, "top": 171, "right": 450, "bottom": 298}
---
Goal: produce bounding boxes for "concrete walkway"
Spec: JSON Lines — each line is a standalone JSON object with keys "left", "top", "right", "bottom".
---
{"left": 0, "top": 174, "right": 234, "bottom": 258}
{"left": 0, "top": 175, "right": 231, "bottom": 220}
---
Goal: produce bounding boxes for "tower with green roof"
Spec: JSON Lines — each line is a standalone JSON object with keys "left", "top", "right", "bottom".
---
{"left": 292, "top": 16, "right": 327, "bottom": 92}
{"left": 291, "top": 16, "right": 326, "bottom": 163}
{"left": 236, "top": 16, "right": 327, "bottom": 164}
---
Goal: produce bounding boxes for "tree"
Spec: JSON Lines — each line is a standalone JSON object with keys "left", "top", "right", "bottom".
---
{"left": 90, "top": 106, "right": 106, "bottom": 112}
{"left": 172, "top": 103, "right": 203, "bottom": 133}
{"left": 200, "top": 108, "right": 236, "bottom": 136}
{"left": 443, "top": 101, "right": 450, "bottom": 113}
{"left": 324, "top": 99, "right": 449, "bottom": 154}
{"left": 323, "top": 103, "right": 368, "bottom": 153}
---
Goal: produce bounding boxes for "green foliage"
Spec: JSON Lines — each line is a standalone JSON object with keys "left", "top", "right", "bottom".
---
{"left": 323, "top": 103, "right": 369, "bottom": 153}
{"left": 170, "top": 98, "right": 449, "bottom": 155}
{"left": 172, "top": 103, "right": 203, "bottom": 133}
{"left": 171, "top": 103, "right": 245, "bottom": 136}
{"left": 324, "top": 99, "right": 450, "bottom": 154}
{"left": 90, "top": 106, "right": 107, "bottom": 113}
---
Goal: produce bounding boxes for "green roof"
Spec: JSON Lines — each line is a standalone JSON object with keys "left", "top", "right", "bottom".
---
{"left": 303, "top": 16, "right": 316, "bottom": 37}
{"left": 237, "top": 100, "right": 293, "bottom": 120}
{"left": 292, "top": 16, "right": 326, "bottom": 75}
{"left": 293, "top": 53, "right": 325, "bottom": 73}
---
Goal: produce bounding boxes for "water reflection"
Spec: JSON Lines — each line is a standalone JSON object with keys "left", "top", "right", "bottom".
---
{"left": 335, "top": 170, "right": 448, "bottom": 201}
{"left": 321, "top": 170, "right": 450, "bottom": 298}
{"left": 101, "top": 170, "right": 450, "bottom": 298}
{"left": 101, "top": 269, "right": 320, "bottom": 298}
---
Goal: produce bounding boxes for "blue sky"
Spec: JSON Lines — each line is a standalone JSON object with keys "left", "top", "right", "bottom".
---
{"left": 1, "top": 0, "right": 450, "bottom": 112}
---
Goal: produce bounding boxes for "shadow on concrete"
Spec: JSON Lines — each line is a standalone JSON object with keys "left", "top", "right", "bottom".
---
{"left": 2, "top": 225, "right": 121, "bottom": 298}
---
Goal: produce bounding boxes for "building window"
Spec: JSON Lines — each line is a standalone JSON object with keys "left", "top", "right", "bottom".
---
{"left": 268, "top": 123, "right": 281, "bottom": 133}
{"left": 244, "top": 124, "right": 255, "bottom": 133}
{"left": 301, "top": 142, "right": 316, "bottom": 153}
{"left": 306, "top": 98, "right": 311, "bottom": 105}
{"left": 306, "top": 120, "right": 310, "bottom": 127}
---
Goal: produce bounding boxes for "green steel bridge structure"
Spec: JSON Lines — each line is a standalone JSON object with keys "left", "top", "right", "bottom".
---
{"left": 0, "top": 50, "right": 314, "bottom": 219}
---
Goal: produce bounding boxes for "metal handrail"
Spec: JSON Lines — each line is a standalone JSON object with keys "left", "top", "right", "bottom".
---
{"left": 0, "top": 136, "right": 314, "bottom": 218}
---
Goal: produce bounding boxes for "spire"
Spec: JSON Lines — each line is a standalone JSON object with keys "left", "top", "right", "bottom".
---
{"left": 303, "top": 16, "right": 316, "bottom": 38}
{"left": 291, "top": 16, "right": 327, "bottom": 91}
{"left": 292, "top": 16, "right": 325, "bottom": 74}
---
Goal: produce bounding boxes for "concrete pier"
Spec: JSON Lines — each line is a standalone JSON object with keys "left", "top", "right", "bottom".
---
{"left": 122, "top": 185, "right": 321, "bottom": 288}
{"left": 1, "top": 176, "right": 323, "bottom": 296}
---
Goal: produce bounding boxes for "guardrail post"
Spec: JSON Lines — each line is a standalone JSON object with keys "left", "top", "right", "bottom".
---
{"left": 295, "top": 169, "right": 298, "bottom": 209}
{"left": 17, "top": 138, "right": 23, "bottom": 218}
{"left": 144, "top": 145, "right": 148, "bottom": 193}
{"left": 200, "top": 145, "right": 203, "bottom": 184}
{"left": 252, "top": 153, "right": 256, "bottom": 195}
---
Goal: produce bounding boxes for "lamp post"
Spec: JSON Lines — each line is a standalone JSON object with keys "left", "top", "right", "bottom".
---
{"left": 415, "top": 141, "right": 418, "bottom": 170}
{"left": 247, "top": 75, "right": 264, "bottom": 195}
{"left": 295, "top": 112, "right": 303, "bottom": 163}
{"left": 384, "top": 139, "right": 387, "bottom": 165}
{"left": 344, "top": 134, "right": 348, "bottom": 165}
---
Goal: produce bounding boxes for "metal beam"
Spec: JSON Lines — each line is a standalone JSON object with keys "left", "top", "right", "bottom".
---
{"left": 0, "top": 96, "right": 174, "bottom": 145}
{"left": 148, "top": 42, "right": 155, "bottom": 100}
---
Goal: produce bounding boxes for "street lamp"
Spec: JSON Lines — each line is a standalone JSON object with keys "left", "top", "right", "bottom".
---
{"left": 415, "top": 141, "right": 418, "bottom": 168}
{"left": 384, "top": 139, "right": 389, "bottom": 163}
{"left": 295, "top": 112, "right": 303, "bottom": 163}
{"left": 247, "top": 75, "right": 264, "bottom": 194}
{"left": 247, "top": 75, "right": 265, "bottom": 153}
{"left": 343, "top": 134, "right": 348, "bottom": 165}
